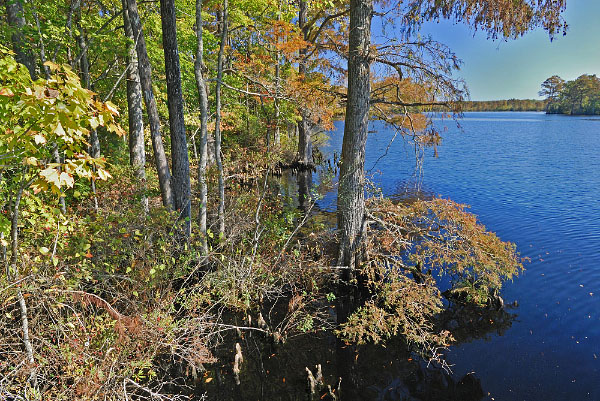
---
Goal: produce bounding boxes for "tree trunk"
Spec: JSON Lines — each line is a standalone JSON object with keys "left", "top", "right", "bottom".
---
{"left": 75, "top": 8, "right": 100, "bottom": 159}
{"left": 273, "top": 2, "right": 281, "bottom": 147}
{"left": 32, "top": 7, "right": 51, "bottom": 80}
{"left": 65, "top": 0, "right": 79, "bottom": 66}
{"left": 126, "top": 0, "right": 173, "bottom": 209}
{"left": 75, "top": 7, "right": 101, "bottom": 210}
{"left": 194, "top": 0, "right": 209, "bottom": 252}
{"left": 214, "top": 0, "right": 228, "bottom": 237}
{"left": 5, "top": 0, "right": 36, "bottom": 79}
{"left": 297, "top": 0, "right": 311, "bottom": 166}
{"left": 8, "top": 180, "right": 37, "bottom": 388}
{"left": 159, "top": 0, "right": 192, "bottom": 237}
{"left": 274, "top": 57, "right": 281, "bottom": 147}
{"left": 122, "top": 0, "right": 148, "bottom": 213}
{"left": 336, "top": 0, "right": 372, "bottom": 275}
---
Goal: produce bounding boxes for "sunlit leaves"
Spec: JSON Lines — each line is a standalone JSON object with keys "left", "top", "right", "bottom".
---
{"left": 0, "top": 45, "right": 121, "bottom": 196}
{"left": 339, "top": 196, "right": 522, "bottom": 358}
{"left": 369, "top": 197, "right": 523, "bottom": 303}
{"left": 548, "top": 74, "right": 600, "bottom": 115}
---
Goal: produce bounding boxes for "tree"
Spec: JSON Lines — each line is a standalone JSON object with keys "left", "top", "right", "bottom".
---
{"left": 194, "top": 0, "right": 209, "bottom": 252}
{"left": 561, "top": 74, "right": 600, "bottom": 115}
{"left": 296, "top": 0, "right": 312, "bottom": 167}
{"left": 336, "top": 0, "right": 373, "bottom": 272}
{"left": 122, "top": 0, "right": 148, "bottom": 212}
{"left": 543, "top": 74, "right": 600, "bottom": 115}
{"left": 539, "top": 74, "right": 565, "bottom": 112}
{"left": 295, "top": 0, "right": 348, "bottom": 167}
{"left": 4, "top": 0, "right": 35, "bottom": 78}
{"left": 159, "top": 0, "right": 192, "bottom": 236}
{"left": 126, "top": 0, "right": 173, "bottom": 209}
{"left": 539, "top": 75, "right": 565, "bottom": 101}
{"left": 214, "top": 0, "right": 228, "bottom": 237}
{"left": 336, "top": 0, "right": 568, "bottom": 272}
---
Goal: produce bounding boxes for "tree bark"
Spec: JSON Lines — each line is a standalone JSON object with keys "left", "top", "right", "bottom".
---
{"left": 74, "top": 8, "right": 100, "bottom": 159}
{"left": 126, "top": 0, "right": 173, "bottom": 209}
{"left": 8, "top": 179, "right": 37, "bottom": 388}
{"left": 214, "top": 0, "right": 228, "bottom": 237}
{"left": 297, "top": 0, "right": 311, "bottom": 166}
{"left": 74, "top": 7, "right": 101, "bottom": 210}
{"left": 273, "top": 2, "right": 281, "bottom": 147}
{"left": 32, "top": 7, "right": 51, "bottom": 80}
{"left": 159, "top": 0, "right": 192, "bottom": 237}
{"left": 122, "top": 0, "right": 148, "bottom": 212}
{"left": 194, "top": 0, "right": 209, "bottom": 252}
{"left": 336, "top": 0, "right": 372, "bottom": 275}
{"left": 5, "top": 0, "right": 36, "bottom": 79}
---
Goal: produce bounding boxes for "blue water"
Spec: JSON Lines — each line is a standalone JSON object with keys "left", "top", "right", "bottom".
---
{"left": 321, "top": 112, "right": 600, "bottom": 400}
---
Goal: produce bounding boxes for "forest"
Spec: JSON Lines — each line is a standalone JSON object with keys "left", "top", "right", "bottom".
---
{"left": 540, "top": 74, "right": 600, "bottom": 115}
{"left": 0, "top": 0, "right": 567, "bottom": 399}
{"left": 457, "top": 99, "right": 546, "bottom": 112}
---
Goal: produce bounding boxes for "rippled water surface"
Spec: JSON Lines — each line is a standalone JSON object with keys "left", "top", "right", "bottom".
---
{"left": 321, "top": 112, "right": 600, "bottom": 400}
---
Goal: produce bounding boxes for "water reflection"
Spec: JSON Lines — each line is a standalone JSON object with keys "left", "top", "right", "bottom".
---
{"left": 390, "top": 180, "right": 435, "bottom": 204}
{"left": 193, "top": 312, "right": 497, "bottom": 401}
{"left": 184, "top": 282, "right": 514, "bottom": 400}
{"left": 298, "top": 170, "right": 312, "bottom": 213}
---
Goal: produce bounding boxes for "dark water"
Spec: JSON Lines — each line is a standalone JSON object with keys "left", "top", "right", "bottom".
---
{"left": 318, "top": 112, "right": 600, "bottom": 400}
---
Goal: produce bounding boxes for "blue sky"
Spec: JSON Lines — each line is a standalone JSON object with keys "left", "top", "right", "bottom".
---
{"left": 417, "top": 1, "right": 600, "bottom": 100}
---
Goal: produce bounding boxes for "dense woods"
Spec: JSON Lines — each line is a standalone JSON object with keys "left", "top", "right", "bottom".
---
{"left": 0, "top": 0, "right": 567, "bottom": 399}
{"left": 540, "top": 74, "right": 600, "bottom": 115}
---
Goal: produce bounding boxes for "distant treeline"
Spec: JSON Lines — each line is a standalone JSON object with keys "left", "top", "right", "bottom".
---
{"left": 459, "top": 99, "right": 546, "bottom": 112}
{"left": 540, "top": 74, "right": 600, "bottom": 115}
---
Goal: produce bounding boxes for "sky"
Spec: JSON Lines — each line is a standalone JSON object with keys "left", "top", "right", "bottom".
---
{"left": 416, "top": 0, "right": 600, "bottom": 101}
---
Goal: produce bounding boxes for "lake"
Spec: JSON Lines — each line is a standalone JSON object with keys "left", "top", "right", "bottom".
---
{"left": 319, "top": 112, "right": 600, "bottom": 400}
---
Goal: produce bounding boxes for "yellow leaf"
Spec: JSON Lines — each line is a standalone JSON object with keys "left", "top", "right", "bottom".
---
{"left": 205, "top": 378, "right": 213, "bottom": 383}
{"left": 55, "top": 123, "right": 66, "bottom": 137}
{"left": 34, "top": 134, "right": 46, "bottom": 144}
{"left": 43, "top": 60, "right": 59, "bottom": 70}
{"left": 31, "top": 180, "right": 47, "bottom": 194}
{"left": 40, "top": 167, "right": 60, "bottom": 188}
{"left": 89, "top": 116, "right": 100, "bottom": 130}
{"left": 97, "top": 168, "right": 112, "bottom": 181}
{"left": 105, "top": 101, "right": 119, "bottom": 116}
{"left": 33, "top": 85, "right": 45, "bottom": 99}
{"left": 60, "top": 172, "right": 74, "bottom": 188}
{"left": 0, "top": 87, "right": 14, "bottom": 97}
{"left": 24, "top": 156, "right": 38, "bottom": 166}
